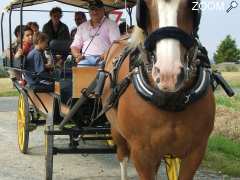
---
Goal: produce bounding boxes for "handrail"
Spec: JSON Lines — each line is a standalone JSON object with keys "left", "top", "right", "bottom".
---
{"left": 20, "top": 0, "right": 24, "bottom": 69}
{"left": 12, "top": 9, "right": 87, "bottom": 13}
{"left": 1, "top": 12, "right": 4, "bottom": 53}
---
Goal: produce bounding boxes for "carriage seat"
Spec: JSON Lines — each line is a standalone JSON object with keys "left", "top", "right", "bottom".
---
{"left": 27, "top": 80, "right": 54, "bottom": 93}
{"left": 72, "top": 67, "right": 98, "bottom": 98}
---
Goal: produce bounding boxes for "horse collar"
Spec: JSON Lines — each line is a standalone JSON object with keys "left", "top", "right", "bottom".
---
{"left": 130, "top": 53, "right": 211, "bottom": 112}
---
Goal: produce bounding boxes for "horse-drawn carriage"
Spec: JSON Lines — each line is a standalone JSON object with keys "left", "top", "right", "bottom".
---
{"left": 1, "top": 0, "right": 235, "bottom": 180}
{"left": 1, "top": 0, "right": 136, "bottom": 179}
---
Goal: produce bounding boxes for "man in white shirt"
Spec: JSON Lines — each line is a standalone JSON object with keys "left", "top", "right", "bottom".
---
{"left": 70, "top": 0, "right": 120, "bottom": 66}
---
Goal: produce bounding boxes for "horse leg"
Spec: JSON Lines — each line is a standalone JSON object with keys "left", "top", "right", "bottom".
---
{"left": 131, "top": 146, "right": 158, "bottom": 180}
{"left": 111, "top": 127, "right": 129, "bottom": 180}
{"left": 178, "top": 141, "right": 208, "bottom": 180}
{"left": 120, "top": 157, "right": 128, "bottom": 180}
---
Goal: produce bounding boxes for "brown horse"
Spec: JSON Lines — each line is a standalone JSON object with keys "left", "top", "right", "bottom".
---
{"left": 102, "top": 0, "right": 215, "bottom": 179}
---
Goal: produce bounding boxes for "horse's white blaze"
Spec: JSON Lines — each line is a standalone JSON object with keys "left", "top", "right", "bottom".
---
{"left": 120, "top": 158, "right": 128, "bottom": 180}
{"left": 153, "top": 0, "right": 182, "bottom": 91}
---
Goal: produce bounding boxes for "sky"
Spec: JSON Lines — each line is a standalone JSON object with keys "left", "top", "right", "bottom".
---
{"left": 0, "top": 0, "right": 240, "bottom": 60}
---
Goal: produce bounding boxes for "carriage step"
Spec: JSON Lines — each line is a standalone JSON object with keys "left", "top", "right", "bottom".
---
{"left": 31, "top": 120, "right": 46, "bottom": 125}
{"left": 45, "top": 127, "right": 111, "bottom": 136}
{"left": 81, "top": 136, "right": 112, "bottom": 141}
{"left": 53, "top": 147, "right": 116, "bottom": 154}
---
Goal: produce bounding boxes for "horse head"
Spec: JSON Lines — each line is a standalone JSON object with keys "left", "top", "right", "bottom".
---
{"left": 135, "top": 0, "right": 201, "bottom": 92}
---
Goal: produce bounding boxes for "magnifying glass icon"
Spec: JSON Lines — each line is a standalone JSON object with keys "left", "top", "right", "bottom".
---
{"left": 226, "top": 1, "right": 238, "bottom": 13}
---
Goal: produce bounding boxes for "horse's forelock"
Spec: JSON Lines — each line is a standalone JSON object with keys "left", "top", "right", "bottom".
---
{"left": 129, "top": 26, "right": 145, "bottom": 49}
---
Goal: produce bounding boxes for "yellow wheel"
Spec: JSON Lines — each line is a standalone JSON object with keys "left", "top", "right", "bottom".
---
{"left": 165, "top": 156, "right": 181, "bottom": 180}
{"left": 106, "top": 134, "right": 115, "bottom": 146}
{"left": 17, "top": 92, "right": 29, "bottom": 154}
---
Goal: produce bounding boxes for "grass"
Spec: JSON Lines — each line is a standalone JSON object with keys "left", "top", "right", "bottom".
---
{"left": 204, "top": 71, "right": 240, "bottom": 177}
{"left": 221, "top": 72, "right": 240, "bottom": 88}
{"left": 215, "top": 93, "right": 240, "bottom": 111}
{"left": 0, "top": 91, "right": 18, "bottom": 97}
{"left": 0, "top": 78, "right": 18, "bottom": 97}
{"left": 203, "top": 72, "right": 240, "bottom": 177}
{"left": 203, "top": 135, "right": 240, "bottom": 177}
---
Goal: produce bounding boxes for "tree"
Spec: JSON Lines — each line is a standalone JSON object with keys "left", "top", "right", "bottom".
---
{"left": 214, "top": 35, "right": 240, "bottom": 64}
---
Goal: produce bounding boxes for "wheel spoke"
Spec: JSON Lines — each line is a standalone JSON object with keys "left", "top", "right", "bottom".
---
{"left": 17, "top": 93, "right": 28, "bottom": 152}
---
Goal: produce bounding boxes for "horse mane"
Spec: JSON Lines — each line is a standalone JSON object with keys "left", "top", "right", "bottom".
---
{"left": 128, "top": 26, "right": 145, "bottom": 49}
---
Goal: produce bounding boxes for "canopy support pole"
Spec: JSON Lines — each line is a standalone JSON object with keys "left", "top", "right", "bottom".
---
{"left": 20, "top": 0, "right": 25, "bottom": 69}
{"left": 1, "top": 12, "right": 4, "bottom": 53}
{"left": 9, "top": 5, "right": 13, "bottom": 67}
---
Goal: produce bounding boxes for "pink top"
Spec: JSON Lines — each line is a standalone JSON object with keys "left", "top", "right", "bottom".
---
{"left": 71, "top": 17, "right": 120, "bottom": 56}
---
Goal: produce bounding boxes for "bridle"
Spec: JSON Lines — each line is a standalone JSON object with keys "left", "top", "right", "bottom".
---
{"left": 127, "top": 0, "right": 212, "bottom": 111}
{"left": 136, "top": 0, "right": 203, "bottom": 81}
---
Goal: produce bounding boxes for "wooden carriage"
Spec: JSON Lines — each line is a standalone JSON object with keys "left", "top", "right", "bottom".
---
{"left": 1, "top": 0, "right": 137, "bottom": 180}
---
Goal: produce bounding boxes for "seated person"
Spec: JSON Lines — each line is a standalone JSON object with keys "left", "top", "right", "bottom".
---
{"left": 5, "top": 25, "right": 24, "bottom": 80}
{"left": 5, "top": 26, "right": 33, "bottom": 80}
{"left": 24, "top": 32, "right": 53, "bottom": 90}
{"left": 27, "top": 21, "right": 39, "bottom": 34}
{"left": 6, "top": 25, "right": 22, "bottom": 59}
{"left": 42, "top": 7, "right": 70, "bottom": 42}
{"left": 70, "top": 11, "right": 87, "bottom": 41}
{"left": 14, "top": 26, "right": 33, "bottom": 59}
{"left": 70, "top": 0, "right": 120, "bottom": 66}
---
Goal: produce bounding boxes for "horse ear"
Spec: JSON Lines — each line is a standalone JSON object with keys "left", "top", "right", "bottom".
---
{"left": 190, "top": 0, "right": 202, "bottom": 35}
{"left": 136, "top": 0, "right": 149, "bottom": 31}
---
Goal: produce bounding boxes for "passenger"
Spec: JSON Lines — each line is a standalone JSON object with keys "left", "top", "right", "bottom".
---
{"left": 42, "top": 7, "right": 70, "bottom": 42}
{"left": 14, "top": 26, "right": 33, "bottom": 59}
{"left": 5, "top": 25, "right": 25, "bottom": 80}
{"left": 27, "top": 22, "right": 39, "bottom": 34}
{"left": 70, "top": 11, "right": 87, "bottom": 41}
{"left": 71, "top": 0, "right": 120, "bottom": 66}
{"left": 5, "top": 25, "right": 24, "bottom": 59}
{"left": 24, "top": 32, "right": 52, "bottom": 86}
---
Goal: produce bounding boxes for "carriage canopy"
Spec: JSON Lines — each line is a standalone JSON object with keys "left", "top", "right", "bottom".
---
{"left": 5, "top": 0, "right": 137, "bottom": 11}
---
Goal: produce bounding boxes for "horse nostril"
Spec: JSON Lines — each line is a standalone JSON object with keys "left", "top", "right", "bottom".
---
{"left": 176, "top": 67, "right": 185, "bottom": 87}
{"left": 156, "top": 77, "right": 160, "bottom": 83}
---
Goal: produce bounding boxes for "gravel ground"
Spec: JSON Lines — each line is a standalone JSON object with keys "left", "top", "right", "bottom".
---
{"left": 0, "top": 97, "right": 239, "bottom": 180}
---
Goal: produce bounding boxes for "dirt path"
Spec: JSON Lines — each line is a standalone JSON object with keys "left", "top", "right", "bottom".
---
{"left": 0, "top": 97, "right": 238, "bottom": 180}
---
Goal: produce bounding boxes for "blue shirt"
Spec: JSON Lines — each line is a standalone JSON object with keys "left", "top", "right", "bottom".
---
{"left": 24, "top": 48, "right": 46, "bottom": 85}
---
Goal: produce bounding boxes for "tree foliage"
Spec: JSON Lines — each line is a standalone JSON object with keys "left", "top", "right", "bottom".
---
{"left": 214, "top": 35, "right": 240, "bottom": 64}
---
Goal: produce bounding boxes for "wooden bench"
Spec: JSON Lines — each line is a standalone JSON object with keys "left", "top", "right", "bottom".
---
{"left": 72, "top": 67, "right": 98, "bottom": 98}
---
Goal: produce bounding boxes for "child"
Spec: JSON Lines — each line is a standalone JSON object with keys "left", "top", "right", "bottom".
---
{"left": 24, "top": 32, "right": 53, "bottom": 88}
{"left": 14, "top": 26, "right": 33, "bottom": 59}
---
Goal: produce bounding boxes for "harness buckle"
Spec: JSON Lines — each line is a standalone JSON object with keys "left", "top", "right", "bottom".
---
{"left": 184, "top": 94, "right": 191, "bottom": 104}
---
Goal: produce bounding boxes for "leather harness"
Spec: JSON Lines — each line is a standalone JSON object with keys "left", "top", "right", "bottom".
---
{"left": 93, "top": 0, "right": 234, "bottom": 117}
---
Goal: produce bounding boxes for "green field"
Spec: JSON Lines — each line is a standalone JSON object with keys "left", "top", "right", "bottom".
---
{"left": 203, "top": 135, "right": 240, "bottom": 177}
